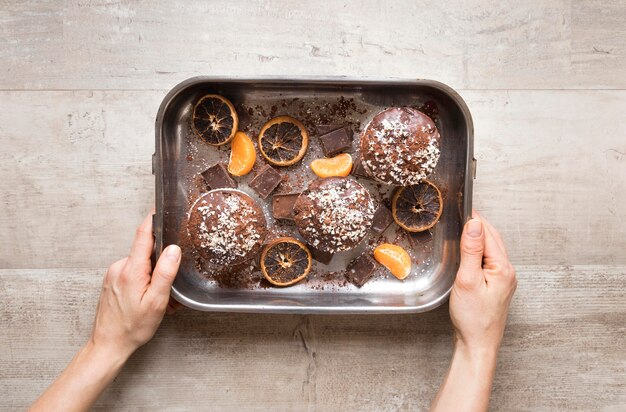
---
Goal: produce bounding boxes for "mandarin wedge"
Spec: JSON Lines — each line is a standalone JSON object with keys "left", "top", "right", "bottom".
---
{"left": 228, "top": 131, "right": 256, "bottom": 176}
{"left": 310, "top": 153, "right": 353, "bottom": 178}
{"left": 373, "top": 243, "right": 412, "bottom": 280}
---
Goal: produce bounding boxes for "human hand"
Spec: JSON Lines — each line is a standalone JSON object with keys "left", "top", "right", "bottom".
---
{"left": 89, "top": 213, "right": 182, "bottom": 360}
{"left": 31, "top": 214, "right": 182, "bottom": 412}
{"left": 431, "top": 213, "right": 516, "bottom": 411}
{"left": 450, "top": 211, "right": 517, "bottom": 357}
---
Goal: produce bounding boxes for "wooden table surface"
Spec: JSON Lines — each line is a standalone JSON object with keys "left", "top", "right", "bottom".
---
{"left": 1, "top": 1, "right": 625, "bottom": 411}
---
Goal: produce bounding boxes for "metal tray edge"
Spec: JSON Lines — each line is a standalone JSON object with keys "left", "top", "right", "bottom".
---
{"left": 154, "top": 76, "right": 474, "bottom": 314}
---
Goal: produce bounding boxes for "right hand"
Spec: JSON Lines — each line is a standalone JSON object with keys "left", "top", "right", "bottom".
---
{"left": 449, "top": 212, "right": 517, "bottom": 356}
{"left": 90, "top": 214, "right": 182, "bottom": 360}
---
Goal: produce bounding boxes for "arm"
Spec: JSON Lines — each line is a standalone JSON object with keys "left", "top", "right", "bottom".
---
{"left": 431, "top": 213, "right": 517, "bottom": 412}
{"left": 30, "top": 214, "right": 182, "bottom": 412}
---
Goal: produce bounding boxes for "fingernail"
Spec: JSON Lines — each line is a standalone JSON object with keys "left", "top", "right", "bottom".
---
{"left": 467, "top": 219, "right": 483, "bottom": 238}
{"left": 165, "top": 245, "right": 181, "bottom": 261}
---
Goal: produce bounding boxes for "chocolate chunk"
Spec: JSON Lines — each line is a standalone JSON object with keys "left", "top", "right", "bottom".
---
{"left": 249, "top": 164, "right": 282, "bottom": 199}
{"left": 318, "top": 127, "right": 353, "bottom": 157}
{"left": 351, "top": 155, "right": 371, "bottom": 179}
{"left": 408, "top": 230, "right": 433, "bottom": 247}
{"left": 345, "top": 254, "right": 377, "bottom": 287}
{"left": 201, "top": 163, "right": 237, "bottom": 189}
{"left": 309, "top": 246, "right": 333, "bottom": 264}
{"left": 272, "top": 192, "right": 300, "bottom": 220}
{"left": 418, "top": 100, "right": 439, "bottom": 121}
{"left": 316, "top": 124, "right": 343, "bottom": 135}
{"left": 371, "top": 204, "right": 394, "bottom": 234}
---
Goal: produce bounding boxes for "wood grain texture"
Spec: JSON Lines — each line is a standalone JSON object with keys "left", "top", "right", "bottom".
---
{"left": 0, "top": 266, "right": 624, "bottom": 411}
{"left": 2, "top": 1, "right": 626, "bottom": 411}
{"left": 0, "top": 0, "right": 624, "bottom": 90}
{"left": 1, "top": 90, "right": 624, "bottom": 268}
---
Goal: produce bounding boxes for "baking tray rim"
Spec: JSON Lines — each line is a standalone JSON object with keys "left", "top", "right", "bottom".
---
{"left": 154, "top": 76, "right": 475, "bottom": 314}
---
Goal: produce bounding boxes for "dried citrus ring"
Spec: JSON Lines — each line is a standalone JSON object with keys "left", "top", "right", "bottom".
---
{"left": 258, "top": 116, "right": 308, "bottom": 166}
{"left": 391, "top": 180, "right": 443, "bottom": 232}
{"left": 310, "top": 153, "right": 353, "bottom": 178}
{"left": 192, "top": 94, "right": 238, "bottom": 146}
{"left": 228, "top": 131, "right": 256, "bottom": 176}
{"left": 260, "top": 237, "right": 312, "bottom": 286}
{"left": 373, "top": 243, "right": 412, "bottom": 280}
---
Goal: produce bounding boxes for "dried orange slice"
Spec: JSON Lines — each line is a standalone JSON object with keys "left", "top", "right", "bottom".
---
{"left": 373, "top": 243, "right": 411, "bottom": 280}
{"left": 228, "top": 131, "right": 256, "bottom": 176}
{"left": 260, "top": 237, "right": 312, "bottom": 286}
{"left": 192, "top": 94, "right": 238, "bottom": 146}
{"left": 392, "top": 180, "right": 443, "bottom": 232}
{"left": 258, "top": 116, "right": 308, "bottom": 166}
{"left": 310, "top": 153, "right": 353, "bottom": 178}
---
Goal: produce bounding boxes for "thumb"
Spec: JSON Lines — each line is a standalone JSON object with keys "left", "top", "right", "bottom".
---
{"left": 148, "top": 245, "right": 181, "bottom": 302}
{"left": 456, "top": 219, "right": 485, "bottom": 289}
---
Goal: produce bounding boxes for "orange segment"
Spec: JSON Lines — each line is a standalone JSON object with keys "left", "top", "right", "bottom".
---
{"left": 310, "top": 153, "right": 353, "bottom": 178}
{"left": 228, "top": 131, "right": 256, "bottom": 176}
{"left": 373, "top": 243, "right": 412, "bottom": 280}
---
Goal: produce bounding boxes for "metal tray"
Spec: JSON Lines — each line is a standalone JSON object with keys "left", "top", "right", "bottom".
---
{"left": 153, "top": 77, "right": 474, "bottom": 314}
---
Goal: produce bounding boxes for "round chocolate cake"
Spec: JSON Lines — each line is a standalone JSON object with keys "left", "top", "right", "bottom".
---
{"left": 360, "top": 107, "right": 440, "bottom": 186}
{"left": 187, "top": 189, "right": 267, "bottom": 265}
{"left": 293, "top": 178, "right": 376, "bottom": 253}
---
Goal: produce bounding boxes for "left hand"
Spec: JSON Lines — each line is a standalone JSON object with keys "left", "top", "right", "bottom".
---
{"left": 89, "top": 214, "right": 182, "bottom": 360}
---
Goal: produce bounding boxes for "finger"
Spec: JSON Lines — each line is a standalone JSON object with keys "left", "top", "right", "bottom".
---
{"left": 474, "top": 213, "right": 509, "bottom": 275}
{"left": 483, "top": 225, "right": 507, "bottom": 262}
{"left": 166, "top": 297, "right": 184, "bottom": 315}
{"left": 145, "top": 245, "right": 182, "bottom": 305}
{"left": 474, "top": 211, "right": 508, "bottom": 259}
{"left": 128, "top": 214, "right": 155, "bottom": 267}
{"left": 456, "top": 218, "right": 485, "bottom": 290}
{"left": 104, "top": 257, "right": 128, "bottom": 285}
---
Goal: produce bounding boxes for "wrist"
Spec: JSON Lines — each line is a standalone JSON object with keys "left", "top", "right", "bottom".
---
{"left": 454, "top": 338, "right": 499, "bottom": 369}
{"left": 454, "top": 335, "right": 500, "bottom": 364}
{"left": 83, "top": 338, "right": 132, "bottom": 374}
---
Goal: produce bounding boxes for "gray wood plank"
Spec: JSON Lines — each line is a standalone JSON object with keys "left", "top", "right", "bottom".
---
{"left": 1, "top": 90, "right": 624, "bottom": 269}
{"left": 0, "top": 90, "right": 165, "bottom": 269}
{"left": 0, "top": 1, "right": 624, "bottom": 90}
{"left": 0, "top": 266, "right": 624, "bottom": 411}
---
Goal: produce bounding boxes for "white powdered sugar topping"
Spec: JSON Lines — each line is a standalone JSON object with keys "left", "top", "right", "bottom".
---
{"left": 362, "top": 110, "right": 441, "bottom": 186}
{"left": 297, "top": 179, "right": 375, "bottom": 253}
{"left": 192, "top": 192, "right": 264, "bottom": 265}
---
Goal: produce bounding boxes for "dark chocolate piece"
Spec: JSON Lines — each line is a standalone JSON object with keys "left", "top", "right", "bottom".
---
{"left": 371, "top": 204, "right": 394, "bottom": 234}
{"left": 249, "top": 164, "right": 282, "bottom": 199}
{"left": 418, "top": 100, "right": 439, "bottom": 121}
{"left": 351, "top": 156, "right": 371, "bottom": 178}
{"left": 315, "top": 124, "right": 343, "bottom": 135}
{"left": 318, "top": 127, "right": 353, "bottom": 157}
{"left": 309, "top": 246, "right": 333, "bottom": 264}
{"left": 201, "top": 163, "right": 237, "bottom": 189}
{"left": 272, "top": 192, "right": 300, "bottom": 220}
{"left": 408, "top": 230, "right": 433, "bottom": 247}
{"left": 345, "top": 254, "right": 377, "bottom": 287}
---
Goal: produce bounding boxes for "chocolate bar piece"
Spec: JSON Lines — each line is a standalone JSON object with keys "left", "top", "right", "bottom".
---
{"left": 309, "top": 246, "right": 333, "bottom": 264}
{"left": 318, "top": 127, "right": 353, "bottom": 157}
{"left": 316, "top": 124, "right": 343, "bottom": 135}
{"left": 201, "top": 163, "right": 237, "bottom": 190}
{"left": 408, "top": 230, "right": 433, "bottom": 247}
{"left": 371, "top": 204, "right": 394, "bottom": 234}
{"left": 345, "top": 254, "right": 377, "bottom": 287}
{"left": 418, "top": 100, "right": 439, "bottom": 121}
{"left": 249, "top": 164, "right": 282, "bottom": 199}
{"left": 351, "top": 155, "right": 371, "bottom": 179}
{"left": 272, "top": 192, "right": 300, "bottom": 220}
